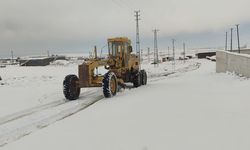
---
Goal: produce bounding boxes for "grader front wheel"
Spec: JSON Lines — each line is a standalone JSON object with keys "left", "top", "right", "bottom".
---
{"left": 63, "top": 75, "right": 80, "bottom": 100}
{"left": 103, "top": 72, "right": 118, "bottom": 98}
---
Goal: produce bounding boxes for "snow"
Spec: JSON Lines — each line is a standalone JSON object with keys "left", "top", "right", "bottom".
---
{"left": 0, "top": 89, "right": 102, "bottom": 147}
{"left": 206, "top": 55, "right": 216, "bottom": 61}
{"left": 0, "top": 62, "right": 78, "bottom": 117}
{"left": 50, "top": 60, "right": 75, "bottom": 66}
{"left": 19, "top": 57, "right": 50, "bottom": 60}
{"left": 1, "top": 58, "right": 250, "bottom": 150}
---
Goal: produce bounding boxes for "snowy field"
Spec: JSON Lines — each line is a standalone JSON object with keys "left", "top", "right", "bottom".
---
{"left": 0, "top": 60, "right": 79, "bottom": 117}
{"left": 1, "top": 58, "right": 250, "bottom": 150}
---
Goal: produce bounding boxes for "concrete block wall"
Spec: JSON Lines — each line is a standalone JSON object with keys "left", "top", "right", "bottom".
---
{"left": 216, "top": 51, "right": 250, "bottom": 77}
{"left": 232, "top": 49, "right": 250, "bottom": 55}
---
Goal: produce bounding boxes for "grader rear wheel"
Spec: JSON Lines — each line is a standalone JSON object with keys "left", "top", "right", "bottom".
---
{"left": 63, "top": 75, "right": 80, "bottom": 100}
{"left": 103, "top": 72, "right": 118, "bottom": 98}
{"left": 141, "top": 70, "right": 147, "bottom": 85}
{"left": 133, "top": 71, "right": 141, "bottom": 88}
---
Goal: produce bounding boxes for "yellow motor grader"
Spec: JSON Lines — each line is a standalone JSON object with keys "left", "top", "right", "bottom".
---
{"left": 63, "top": 37, "right": 147, "bottom": 100}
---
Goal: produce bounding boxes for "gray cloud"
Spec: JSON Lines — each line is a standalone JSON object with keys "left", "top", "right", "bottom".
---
{"left": 0, "top": 0, "right": 250, "bottom": 57}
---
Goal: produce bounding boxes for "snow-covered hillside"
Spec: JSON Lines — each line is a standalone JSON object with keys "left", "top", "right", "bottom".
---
{"left": 1, "top": 58, "right": 250, "bottom": 150}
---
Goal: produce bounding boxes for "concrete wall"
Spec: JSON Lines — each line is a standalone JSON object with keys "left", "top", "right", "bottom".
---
{"left": 216, "top": 51, "right": 250, "bottom": 77}
{"left": 232, "top": 49, "right": 250, "bottom": 55}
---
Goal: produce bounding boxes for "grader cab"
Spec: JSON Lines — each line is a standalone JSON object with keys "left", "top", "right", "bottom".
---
{"left": 63, "top": 37, "right": 147, "bottom": 100}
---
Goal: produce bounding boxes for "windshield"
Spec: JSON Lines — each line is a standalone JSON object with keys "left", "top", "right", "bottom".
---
{"left": 108, "top": 42, "right": 123, "bottom": 57}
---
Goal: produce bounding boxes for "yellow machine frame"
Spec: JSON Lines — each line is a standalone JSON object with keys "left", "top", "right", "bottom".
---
{"left": 78, "top": 37, "right": 139, "bottom": 88}
{"left": 63, "top": 37, "right": 147, "bottom": 100}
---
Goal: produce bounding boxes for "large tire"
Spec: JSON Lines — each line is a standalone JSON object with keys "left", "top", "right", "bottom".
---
{"left": 144, "top": 71, "right": 147, "bottom": 85}
{"left": 133, "top": 71, "right": 141, "bottom": 88}
{"left": 141, "top": 70, "right": 147, "bottom": 85}
{"left": 63, "top": 75, "right": 80, "bottom": 100}
{"left": 103, "top": 72, "right": 118, "bottom": 98}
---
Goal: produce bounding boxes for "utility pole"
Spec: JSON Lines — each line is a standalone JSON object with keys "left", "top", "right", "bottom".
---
{"left": 153, "top": 29, "right": 159, "bottom": 66}
{"left": 89, "top": 51, "right": 91, "bottom": 58}
{"left": 141, "top": 48, "right": 143, "bottom": 62}
{"left": 168, "top": 46, "right": 170, "bottom": 58}
{"left": 147, "top": 47, "right": 150, "bottom": 63}
{"left": 93, "top": 46, "right": 98, "bottom": 75}
{"left": 236, "top": 24, "right": 241, "bottom": 53}
{"left": 230, "top": 28, "right": 233, "bottom": 52}
{"left": 47, "top": 50, "right": 50, "bottom": 57}
{"left": 172, "top": 39, "right": 176, "bottom": 61}
{"left": 183, "top": 42, "right": 186, "bottom": 63}
{"left": 100, "top": 45, "right": 107, "bottom": 58}
{"left": 225, "top": 31, "right": 228, "bottom": 51}
{"left": 11, "top": 50, "right": 14, "bottom": 64}
{"left": 172, "top": 39, "right": 176, "bottom": 70}
{"left": 94, "top": 46, "right": 97, "bottom": 59}
{"left": 134, "top": 10, "right": 141, "bottom": 69}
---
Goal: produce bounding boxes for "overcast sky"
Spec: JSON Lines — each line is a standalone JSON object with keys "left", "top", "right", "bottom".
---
{"left": 1, "top": 0, "right": 250, "bottom": 58}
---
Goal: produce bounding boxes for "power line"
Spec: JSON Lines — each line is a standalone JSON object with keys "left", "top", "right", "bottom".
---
{"left": 125, "top": 0, "right": 137, "bottom": 7}
{"left": 111, "top": 0, "right": 134, "bottom": 11}
{"left": 118, "top": 0, "right": 132, "bottom": 9}
{"left": 111, "top": 0, "right": 124, "bottom": 8}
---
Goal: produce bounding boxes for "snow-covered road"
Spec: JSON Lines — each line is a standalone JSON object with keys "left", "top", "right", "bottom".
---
{"left": 0, "top": 59, "right": 200, "bottom": 148}
{"left": 2, "top": 59, "right": 250, "bottom": 150}
{"left": 0, "top": 88, "right": 103, "bottom": 147}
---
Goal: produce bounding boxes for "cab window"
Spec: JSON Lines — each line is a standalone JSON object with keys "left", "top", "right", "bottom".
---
{"left": 109, "top": 42, "right": 124, "bottom": 57}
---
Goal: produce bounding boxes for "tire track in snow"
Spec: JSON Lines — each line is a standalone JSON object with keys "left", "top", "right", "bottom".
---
{"left": 0, "top": 89, "right": 98, "bottom": 126}
{"left": 148, "top": 62, "right": 201, "bottom": 82}
{"left": 0, "top": 100, "right": 66, "bottom": 126}
{"left": 0, "top": 89, "right": 103, "bottom": 147}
